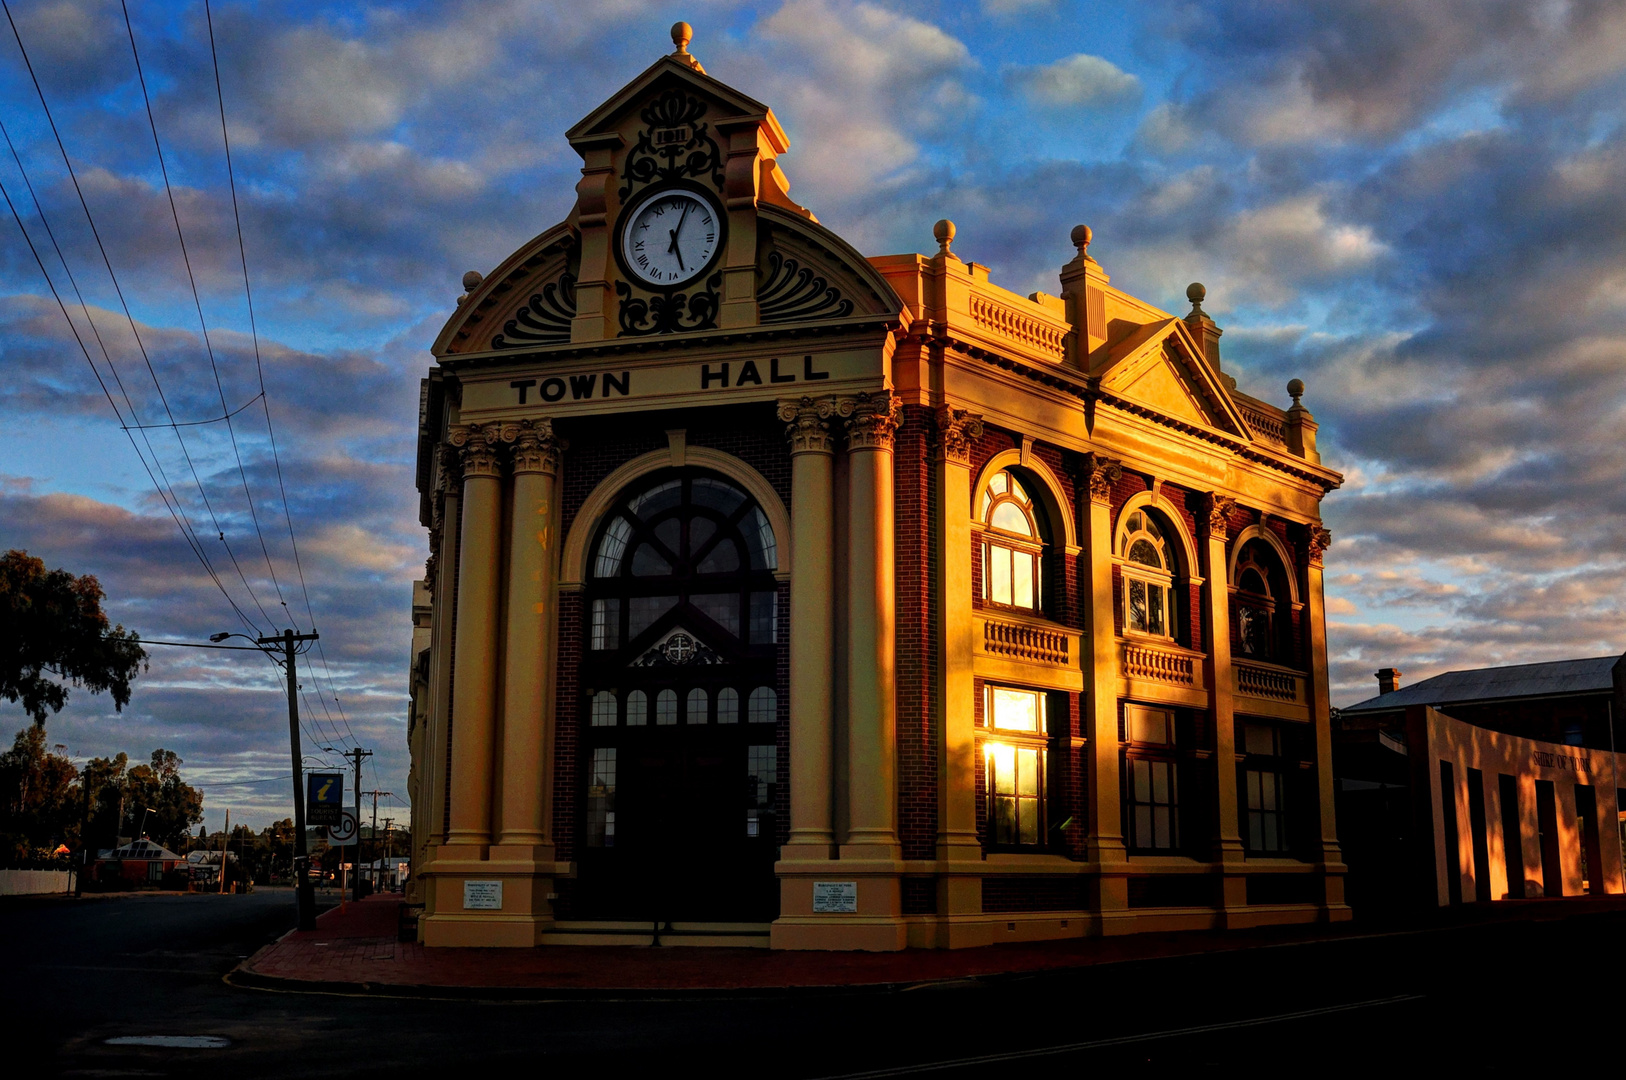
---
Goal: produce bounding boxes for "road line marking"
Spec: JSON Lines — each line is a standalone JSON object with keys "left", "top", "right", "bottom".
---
{"left": 810, "top": 994, "right": 1425, "bottom": 1078}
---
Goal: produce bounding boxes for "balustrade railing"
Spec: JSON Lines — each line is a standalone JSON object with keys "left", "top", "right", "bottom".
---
{"left": 1234, "top": 660, "right": 1301, "bottom": 702}
{"left": 983, "top": 618, "right": 1070, "bottom": 664}
{"left": 1120, "top": 641, "right": 1197, "bottom": 686}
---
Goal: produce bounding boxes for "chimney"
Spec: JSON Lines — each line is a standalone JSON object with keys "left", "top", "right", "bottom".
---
{"left": 1375, "top": 668, "right": 1402, "bottom": 695}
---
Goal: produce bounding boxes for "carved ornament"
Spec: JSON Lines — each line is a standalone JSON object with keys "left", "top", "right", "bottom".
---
{"left": 932, "top": 405, "right": 984, "bottom": 464}
{"left": 1308, "top": 526, "right": 1332, "bottom": 566}
{"left": 1203, "top": 494, "right": 1237, "bottom": 538}
{"left": 616, "top": 273, "right": 722, "bottom": 336}
{"left": 618, "top": 89, "right": 725, "bottom": 201}
{"left": 511, "top": 418, "right": 564, "bottom": 476}
{"left": 447, "top": 423, "right": 504, "bottom": 479}
{"left": 492, "top": 273, "right": 576, "bottom": 350}
{"left": 758, "top": 251, "right": 854, "bottom": 323}
{"left": 1084, "top": 454, "right": 1122, "bottom": 504}
{"left": 842, "top": 392, "right": 902, "bottom": 451}
{"left": 777, "top": 396, "right": 837, "bottom": 455}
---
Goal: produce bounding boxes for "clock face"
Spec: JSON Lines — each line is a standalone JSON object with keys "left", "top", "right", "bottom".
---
{"left": 620, "top": 189, "right": 721, "bottom": 288}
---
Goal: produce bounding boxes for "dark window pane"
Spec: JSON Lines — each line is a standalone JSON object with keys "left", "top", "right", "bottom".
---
{"left": 749, "top": 591, "right": 777, "bottom": 643}
{"left": 631, "top": 543, "right": 672, "bottom": 576}
{"left": 691, "top": 592, "right": 740, "bottom": 636}
{"left": 628, "top": 595, "right": 676, "bottom": 638}
{"left": 697, "top": 540, "right": 741, "bottom": 573}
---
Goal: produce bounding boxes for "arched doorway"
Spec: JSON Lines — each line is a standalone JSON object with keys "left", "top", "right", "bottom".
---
{"left": 576, "top": 468, "right": 782, "bottom": 922}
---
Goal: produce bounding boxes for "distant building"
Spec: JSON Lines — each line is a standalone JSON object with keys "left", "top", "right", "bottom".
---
{"left": 1335, "top": 655, "right": 1626, "bottom": 909}
{"left": 405, "top": 25, "right": 1347, "bottom": 950}
{"left": 94, "top": 840, "right": 184, "bottom": 888}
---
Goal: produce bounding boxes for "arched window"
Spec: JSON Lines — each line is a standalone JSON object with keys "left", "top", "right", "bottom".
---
{"left": 981, "top": 469, "right": 1047, "bottom": 613}
{"left": 1233, "top": 541, "right": 1290, "bottom": 662}
{"left": 1120, "top": 510, "right": 1179, "bottom": 640}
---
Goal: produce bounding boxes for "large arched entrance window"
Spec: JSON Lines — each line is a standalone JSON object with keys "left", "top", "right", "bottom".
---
{"left": 576, "top": 468, "right": 782, "bottom": 922}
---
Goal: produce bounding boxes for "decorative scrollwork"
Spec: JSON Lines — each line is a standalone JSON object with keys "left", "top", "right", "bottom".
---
{"left": 492, "top": 273, "right": 576, "bottom": 349}
{"left": 1308, "top": 526, "right": 1332, "bottom": 566}
{"left": 757, "top": 250, "right": 854, "bottom": 323}
{"left": 618, "top": 90, "right": 725, "bottom": 200}
{"left": 616, "top": 273, "right": 722, "bottom": 336}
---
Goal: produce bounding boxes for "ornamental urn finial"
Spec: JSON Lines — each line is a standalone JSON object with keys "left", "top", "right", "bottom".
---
{"left": 1070, "top": 223, "right": 1092, "bottom": 258}
{"left": 933, "top": 219, "right": 956, "bottom": 256}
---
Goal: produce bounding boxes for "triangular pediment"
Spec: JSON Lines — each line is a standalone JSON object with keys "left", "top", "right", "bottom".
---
{"left": 567, "top": 55, "right": 788, "bottom": 154}
{"left": 630, "top": 626, "right": 726, "bottom": 668}
{"left": 1094, "top": 319, "right": 1249, "bottom": 437}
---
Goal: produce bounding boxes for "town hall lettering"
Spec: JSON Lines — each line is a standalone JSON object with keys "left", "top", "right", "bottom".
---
{"left": 701, "top": 356, "right": 829, "bottom": 389}
{"left": 511, "top": 372, "right": 631, "bottom": 404}
{"left": 508, "top": 356, "right": 831, "bottom": 405}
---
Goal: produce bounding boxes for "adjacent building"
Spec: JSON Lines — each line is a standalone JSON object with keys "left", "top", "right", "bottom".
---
{"left": 404, "top": 26, "right": 1348, "bottom": 949}
{"left": 1336, "top": 656, "right": 1626, "bottom": 909}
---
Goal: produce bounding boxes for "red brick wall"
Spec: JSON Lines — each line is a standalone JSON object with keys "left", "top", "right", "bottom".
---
{"left": 894, "top": 405, "right": 937, "bottom": 860}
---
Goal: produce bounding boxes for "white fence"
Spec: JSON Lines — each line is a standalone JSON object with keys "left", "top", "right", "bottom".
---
{"left": 0, "top": 869, "right": 74, "bottom": 896}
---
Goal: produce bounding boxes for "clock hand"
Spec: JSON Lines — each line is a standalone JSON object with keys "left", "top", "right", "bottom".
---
{"left": 670, "top": 228, "right": 686, "bottom": 272}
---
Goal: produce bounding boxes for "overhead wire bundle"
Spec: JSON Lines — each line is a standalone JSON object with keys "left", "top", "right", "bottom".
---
{"left": 0, "top": 0, "right": 369, "bottom": 772}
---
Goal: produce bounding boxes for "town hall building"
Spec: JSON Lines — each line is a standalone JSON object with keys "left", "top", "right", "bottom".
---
{"left": 404, "top": 25, "right": 1348, "bottom": 949}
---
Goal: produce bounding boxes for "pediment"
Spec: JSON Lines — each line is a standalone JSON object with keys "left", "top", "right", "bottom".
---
{"left": 1094, "top": 319, "right": 1249, "bottom": 437}
{"left": 433, "top": 222, "right": 577, "bottom": 356}
{"left": 566, "top": 56, "right": 787, "bottom": 155}
{"left": 629, "top": 626, "right": 726, "bottom": 668}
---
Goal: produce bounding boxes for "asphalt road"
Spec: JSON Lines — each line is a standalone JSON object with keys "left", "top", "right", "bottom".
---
{"left": 6, "top": 889, "right": 1624, "bottom": 1076}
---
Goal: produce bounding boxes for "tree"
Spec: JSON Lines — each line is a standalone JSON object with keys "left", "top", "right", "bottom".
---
{"left": 122, "top": 749, "right": 203, "bottom": 849}
{"left": 0, "top": 725, "right": 79, "bottom": 862}
{"left": 0, "top": 550, "right": 146, "bottom": 724}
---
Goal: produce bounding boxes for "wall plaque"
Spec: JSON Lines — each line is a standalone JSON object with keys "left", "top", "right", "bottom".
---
{"left": 463, "top": 880, "right": 503, "bottom": 910}
{"left": 812, "top": 880, "right": 857, "bottom": 913}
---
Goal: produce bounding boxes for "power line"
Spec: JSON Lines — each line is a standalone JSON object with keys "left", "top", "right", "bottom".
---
{"left": 1, "top": 0, "right": 267, "bottom": 637}
{"left": 121, "top": 0, "right": 286, "bottom": 632}
{"left": 203, "top": 0, "right": 360, "bottom": 754}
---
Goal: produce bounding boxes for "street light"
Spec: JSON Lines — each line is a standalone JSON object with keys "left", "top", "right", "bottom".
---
{"left": 136, "top": 806, "right": 156, "bottom": 840}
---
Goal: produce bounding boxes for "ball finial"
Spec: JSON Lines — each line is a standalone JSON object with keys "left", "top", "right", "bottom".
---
{"left": 462, "top": 270, "right": 484, "bottom": 291}
{"left": 933, "top": 219, "right": 956, "bottom": 254}
{"left": 1070, "top": 223, "right": 1092, "bottom": 255}
{"left": 1287, "top": 378, "right": 1305, "bottom": 405}
{"left": 671, "top": 21, "right": 693, "bottom": 53}
{"left": 1186, "top": 282, "right": 1206, "bottom": 306}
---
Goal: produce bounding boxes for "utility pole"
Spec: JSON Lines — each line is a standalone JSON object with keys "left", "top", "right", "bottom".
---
{"left": 333, "top": 747, "right": 372, "bottom": 901}
{"left": 218, "top": 809, "right": 230, "bottom": 895}
{"left": 382, "top": 817, "right": 395, "bottom": 890}
{"left": 363, "top": 791, "right": 393, "bottom": 891}
{"left": 257, "top": 629, "right": 320, "bottom": 930}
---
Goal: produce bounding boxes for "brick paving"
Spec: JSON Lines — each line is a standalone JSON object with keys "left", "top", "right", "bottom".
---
{"left": 237, "top": 893, "right": 1386, "bottom": 995}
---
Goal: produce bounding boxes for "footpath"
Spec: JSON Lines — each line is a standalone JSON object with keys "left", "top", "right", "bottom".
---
{"left": 231, "top": 892, "right": 1626, "bottom": 998}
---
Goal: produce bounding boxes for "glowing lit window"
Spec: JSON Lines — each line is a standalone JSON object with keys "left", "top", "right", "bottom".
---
{"left": 686, "top": 687, "right": 708, "bottom": 724}
{"left": 983, "top": 685, "right": 1048, "bottom": 849}
{"left": 717, "top": 687, "right": 739, "bottom": 724}
{"left": 590, "top": 691, "right": 616, "bottom": 727}
{"left": 980, "top": 469, "right": 1046, "bottom": 612}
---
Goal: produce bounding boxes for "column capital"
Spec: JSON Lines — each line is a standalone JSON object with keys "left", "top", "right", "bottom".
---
{"left": 511, "top": 418, "right": 564, "bottom": 475}
{"left": 1082, "top": 453, "right": 1122, "bottom": 504}
{"left": 1201, "top": 493, "right": 1237, "bottom": 539}
{"left": 447, "top": 422, "right": 504, "bottom": 478}
{"left": 777, "top": 396, "right": 838, "bottom": 455}
{"left": 1308, "top": 526, "right": 1332, "bottom": 567}
{"left": 931, "top": 405, "right": 983, "bottom": 464}
{"left": 842, "top": 391, "right": 902, "bottom": 451}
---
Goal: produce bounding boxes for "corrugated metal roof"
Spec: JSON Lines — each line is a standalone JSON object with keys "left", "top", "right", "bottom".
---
{"left": 1342, "top": 655, "right": 1621, "bottom": 714}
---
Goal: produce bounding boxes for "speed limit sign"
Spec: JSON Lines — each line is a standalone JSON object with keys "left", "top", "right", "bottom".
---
{"left": 328, "top": 808, "right": 358, "bottom": 846}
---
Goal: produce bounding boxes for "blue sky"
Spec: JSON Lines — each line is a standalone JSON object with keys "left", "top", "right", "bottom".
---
{"left": 3, "top": 0, "right": 1624, "bottom": 830}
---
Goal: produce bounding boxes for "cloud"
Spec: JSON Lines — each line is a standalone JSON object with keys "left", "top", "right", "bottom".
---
{"left": 1009, "top": 54, "right": 1141, "bottom": 109}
